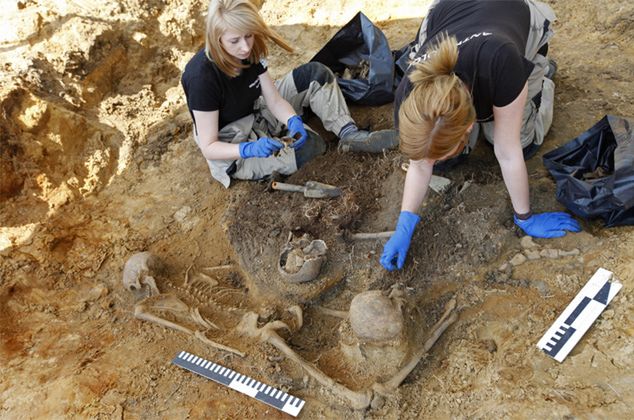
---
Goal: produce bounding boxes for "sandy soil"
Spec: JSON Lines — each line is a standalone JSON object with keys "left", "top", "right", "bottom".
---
{"left": 1, "top": 0, "right": 634, "bottom": 418}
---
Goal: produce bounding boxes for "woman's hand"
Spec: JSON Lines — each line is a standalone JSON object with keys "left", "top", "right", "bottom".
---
{"left": 287, "top": 115, "right": 308, "bottom": 149}
{"left": 239, "top": 137, "right": 284, "bottom": 158}
{"left": 514, "top": 211, "right": 581, "bottom": 238}
{"left": 380, "top": 211, "right": 421, "bottom": 271}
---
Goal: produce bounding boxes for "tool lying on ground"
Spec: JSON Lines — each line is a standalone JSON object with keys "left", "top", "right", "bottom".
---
{"left": 271, "top": 180, "right": 342, "bottom": 198}
{"left": 537, "top": 267, "right": 622, "bottom": 362}
{"left": 172, "top": 350, "right": 305, "bottom": 417}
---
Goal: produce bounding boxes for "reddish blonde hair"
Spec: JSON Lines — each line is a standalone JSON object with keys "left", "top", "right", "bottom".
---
{"left": 205, "top": 0, "right": 293, "bottom": 77}
{"left": 399, "top": 35, "right": 476, "bottom": 161}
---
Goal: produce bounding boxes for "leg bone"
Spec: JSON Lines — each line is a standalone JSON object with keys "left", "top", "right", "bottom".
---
{"left": 134, "top": 297, "right": 243, "bottom": 357}
{"left": 238, "top": 312, "right": 372, "bottom": 410}
{"left": 372, "top": 298, "right": 458, "bottom": 396}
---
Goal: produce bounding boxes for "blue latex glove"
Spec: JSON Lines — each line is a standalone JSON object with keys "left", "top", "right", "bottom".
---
{"left": 287, "top": 115, "right": 308, "bottom": 149}
{"left": 239, "top": 137, "right": 283, "bottom": 159}
{"left": 380, "top": 211, "right": 421, "bottom": 271}
{"left": 514, "top": 211, "right": 581, "bottom": 238}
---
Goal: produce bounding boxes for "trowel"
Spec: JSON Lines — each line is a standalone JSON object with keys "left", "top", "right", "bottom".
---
{"left": 271, "top": 181, "right": 342, "bottom": 198}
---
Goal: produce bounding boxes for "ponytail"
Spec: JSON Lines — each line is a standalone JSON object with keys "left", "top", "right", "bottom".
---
{"left": 399, "top": 34, "right": 475, "bottom": 161}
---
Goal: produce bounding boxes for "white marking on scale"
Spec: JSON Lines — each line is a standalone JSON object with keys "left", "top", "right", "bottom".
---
{"left": 178, "top": 351, "right": 186, "bottom": 358}
{"left": 186, "top": 354, "right": 195, "bottom": 362}
{"left": 204, "top": 361, "right": 212, "bottom": 369}
{"left": 218, "top": 367, "right": 226, "bottom": 375}
{"left": 282, "top": 398, "right": 304, "bottom": 417}
{"left": 281, "top": 393, "right": 288, "bottom": 402}
{"left": 228, "top": 371, "right": 236, "bottom": 379}
{"left": 229, "top": 379, "right": 258, "bottom": 397}
{"left": 264, "top": 385, "right": 271, "bottom": 394}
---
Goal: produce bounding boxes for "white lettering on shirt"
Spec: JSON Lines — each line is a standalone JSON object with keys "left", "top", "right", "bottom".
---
{"left": 410, "top": 31, "right": 493, "bottom": 66}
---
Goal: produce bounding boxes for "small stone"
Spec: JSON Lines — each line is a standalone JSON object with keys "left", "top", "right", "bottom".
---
{"left": 531, "top": 280, "right": 551, "bottom": 297}
{"left": 509, "top": 253, "right": 527, "bottom": 266}
{"left": 498, "top": 262, "right": 509, "bottom": 271}
{"left": 173, "top": 206, "right": 192, "bottom": 223}
{"left": 525, "top": 249, "right": 541, "bottom": 260}
{"left": 540, "top": 249, "right": 559, "bottom": 259}
{"left": 482, "top": 339, "right": 498, "bottom": 353}
{"left": 558, "top": 248, "right": 580, "bottom": 257}
{"left": 520, "top": 236, "right": 537, "bottom": 249}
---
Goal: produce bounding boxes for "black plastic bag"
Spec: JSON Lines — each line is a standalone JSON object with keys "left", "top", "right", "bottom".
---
{"left": 543, "top": 115, "right": 634, "bottom": 227}
{"left": 310, "top": 12, "right": 394, "bottom": 106}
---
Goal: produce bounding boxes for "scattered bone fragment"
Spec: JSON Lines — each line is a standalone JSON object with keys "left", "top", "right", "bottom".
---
{"left": 540, "top": 249, "right": 559, "bottom": 259}
{"left": 524, "top": 249, "right": 541, "bottom": 260}
{"left": 315, "top": 306, "right": 348, "bottom": 319}
{"left": 278, "top": 233, "right": 327, "bottom": 283}
{"left": 347, "top": 231, "right": 394, "bottom": 241}
{"left": 520, "top": 236, "right": 537, "bottom": 249}
{"left": 284, "top": 248, "right": 305, "bottom": 273}
{"left": 287, "top": 305, "right": 303, "bottom": 329}
{"left": 429, "top": 175, "right": 452, "bottom": 194}
{"left": 509, "top": 253, "right": 527, "bottom": 267}
{"left": 558, "top": 248, "right": 580, "bottom": 257}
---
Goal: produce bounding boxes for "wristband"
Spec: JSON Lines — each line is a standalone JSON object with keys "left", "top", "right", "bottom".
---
{"left": 514, "top": 210, "right": 533, "bottom": 221}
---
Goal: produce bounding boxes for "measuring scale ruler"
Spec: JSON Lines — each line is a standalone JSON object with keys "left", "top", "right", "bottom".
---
{"left": 172, "top": 350, "right": 306, "bottom": 416}
{"left": 537, "top": 268, "right": 622, "bottom": 362}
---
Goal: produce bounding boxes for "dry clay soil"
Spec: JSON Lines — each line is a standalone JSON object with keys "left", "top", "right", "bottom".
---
{"left": 1, "top": 0, "right": 634, "bottom": 418}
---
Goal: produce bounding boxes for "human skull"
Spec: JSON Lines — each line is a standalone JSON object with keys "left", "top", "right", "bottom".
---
{"left": 122, "top": 251, "right": 163, "bottom": 299}
{"left": 278, "top": 233, "right": 327, "bottom": 283}
{"left": 349, "top": 290, "right": 404, "bottom": 343}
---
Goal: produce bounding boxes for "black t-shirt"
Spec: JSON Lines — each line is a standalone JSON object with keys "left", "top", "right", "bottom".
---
{"left": 181, "top": 49, "right": 267, "bottom": 129}
{"left": 395, "top": 0, "right": 533, "bottom": 125}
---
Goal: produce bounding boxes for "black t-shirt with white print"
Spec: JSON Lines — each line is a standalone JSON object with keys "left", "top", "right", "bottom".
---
{"left": 181, "top": 49, "right": 267, "bottom": 130}
{"left": 395, "top": 0, "right": 533, "bottom": 126}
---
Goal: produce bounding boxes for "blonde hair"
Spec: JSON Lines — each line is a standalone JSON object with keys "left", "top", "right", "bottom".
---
{"left": 399, "top": 35, "right": 476, "bottom": 161}
{"left": 205, "top": 0, "right": 293, "bottom": 77}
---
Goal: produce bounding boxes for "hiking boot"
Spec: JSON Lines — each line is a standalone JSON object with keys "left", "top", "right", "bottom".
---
{"left": 545, "top": 58, "right": 557, "bottom": 80}
{"left": 339, "top": 129, "right": 399, "bottom": 153}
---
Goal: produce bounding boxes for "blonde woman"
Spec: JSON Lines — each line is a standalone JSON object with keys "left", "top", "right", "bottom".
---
{"left": 182, "top": 0, "right": 395, "bottom": 188}
{"left": 381, "top": 0, "right": 580, "bottom": 271}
